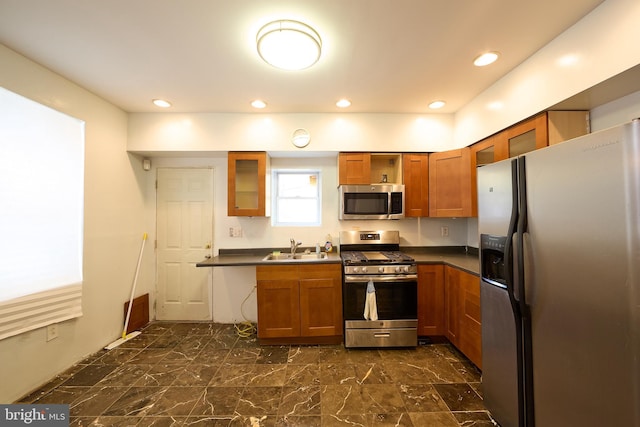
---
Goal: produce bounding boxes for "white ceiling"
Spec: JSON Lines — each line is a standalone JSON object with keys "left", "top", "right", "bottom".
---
{"left": 0, "top": 0, "right": 605, "bottom": 114}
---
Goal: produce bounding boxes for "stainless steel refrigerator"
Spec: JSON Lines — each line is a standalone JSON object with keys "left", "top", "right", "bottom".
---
{"left": 477, "top": 119, "right": 640, "bottom": 427}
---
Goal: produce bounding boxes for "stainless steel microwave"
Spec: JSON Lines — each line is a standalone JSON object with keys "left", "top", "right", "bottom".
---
{"left": 339, "top": 184, "right": 405, "bottom": 220}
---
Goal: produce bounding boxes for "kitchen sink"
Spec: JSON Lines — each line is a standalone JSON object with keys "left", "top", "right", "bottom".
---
{"left": 262, "top": 252, "right": 328, "bottom": 262}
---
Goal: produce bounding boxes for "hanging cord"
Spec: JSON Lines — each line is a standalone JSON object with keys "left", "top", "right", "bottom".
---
{"left": 235, "top": 285, "right": 257, "bottom": 338}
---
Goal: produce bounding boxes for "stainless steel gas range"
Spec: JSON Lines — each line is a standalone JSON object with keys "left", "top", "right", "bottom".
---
{"left": 339, "top": 230, "right": 418, "bottom": 348}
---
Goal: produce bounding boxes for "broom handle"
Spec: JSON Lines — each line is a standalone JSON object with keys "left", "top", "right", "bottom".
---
{"left": 122, "top": 233, "right": 147, "bottom": 339}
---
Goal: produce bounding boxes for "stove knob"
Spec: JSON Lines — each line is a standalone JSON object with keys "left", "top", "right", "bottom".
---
{"left": 353, "top": 267, "right": 359, "bottom": 273}
{"left": 395, "top": 266, "right": 401, "bottom": 273}
{"left": 378, "top": 267, "right": 385, "bottom": 273}
{"left": 403, "top": 266, "right": 410, "bottom": 273}
{"left": 362, "top": 267, "right": 368, "bottom": 273}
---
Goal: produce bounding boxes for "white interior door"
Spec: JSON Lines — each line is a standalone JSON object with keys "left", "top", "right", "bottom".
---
{"left": 156, "top": 168, "right": 213, "bottom": 320}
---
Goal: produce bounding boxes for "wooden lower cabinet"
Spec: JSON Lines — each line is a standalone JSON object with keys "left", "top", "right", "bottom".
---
{"left": 256, "top": 263, "right": 342, "bottom": 344}
{"left": 459, "top": 269, "right": 482, "bottom": 369}
{"left": 417, "top": 264, "right": 445, "bottom": 336}
{"left": 444, "top": 266, "right": 461, "bottom": 346}
{"left": 445, "top": 265, "right": 482, "bottom": 368}
{"left": 419, "top": 264, "right": 482, "bottom": 368}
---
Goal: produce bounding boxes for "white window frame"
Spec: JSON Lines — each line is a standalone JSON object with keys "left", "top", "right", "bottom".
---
{"left": 272, "top": 170, "right": 321, "bottom": 227}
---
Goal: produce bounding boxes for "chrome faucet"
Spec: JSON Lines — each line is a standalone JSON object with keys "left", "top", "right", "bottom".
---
{"left": 290, "top": 238, "right": 302, "bottom": 255}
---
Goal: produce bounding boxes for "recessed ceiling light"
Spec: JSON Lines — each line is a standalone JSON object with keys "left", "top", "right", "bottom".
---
{"left": 256, "top": 20, "right": 322, "bottom": 71}
{"left": 152, "top": 99, "right": 172, "bottom": 108}
{"left": 336, "top": 99, "right": 351, "bottom": 108}
{"left": 473, "top": 52, "right": 499, "bottom": 67}
{"left": 251, "top": 100, "right": 267, "bottom": 109}
{"left": 428, "top": 100, "right": 446, "bottom": 109}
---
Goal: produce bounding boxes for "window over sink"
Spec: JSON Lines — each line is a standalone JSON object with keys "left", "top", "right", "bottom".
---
{"left": 272, "top": 170, "right": 321, "bottom": 227}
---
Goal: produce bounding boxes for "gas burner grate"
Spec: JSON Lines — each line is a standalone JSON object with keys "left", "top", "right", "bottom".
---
{"left": 380, "top": 251, "right": 415, "bottom": 262}
{"left": 340, "top": 250, "right": 414, "bottom": 264}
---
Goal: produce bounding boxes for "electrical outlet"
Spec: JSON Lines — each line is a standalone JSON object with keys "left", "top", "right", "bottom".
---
{"left": 229, "top": 227, "right": 243, "bottom": 237}
{"left": 441, "top": 226, "right": 449, "bottom": 237}
{"left": 46, "top": 323, "right": 59, "bottom": 341}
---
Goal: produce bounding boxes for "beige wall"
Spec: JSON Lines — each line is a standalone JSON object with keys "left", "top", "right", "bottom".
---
{"left": 0, "top": 45, "right": 150, "bottom": 403}
{"left": 127, "top": 112, "right": 455, "bottom": 154}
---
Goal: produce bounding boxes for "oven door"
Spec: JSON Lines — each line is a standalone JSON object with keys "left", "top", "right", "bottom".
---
{"left": 343, "top": 274, "right": 418, "bottom": 321}
{"left": 343, "top": 274, "right": 418, "bottom": 347}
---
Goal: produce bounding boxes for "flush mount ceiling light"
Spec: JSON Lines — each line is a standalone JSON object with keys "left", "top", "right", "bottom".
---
{"left": 428, "top": 100, "right": 446, "bottom": 109}
{"left": 256, "top": 20, "right": 322, "bottom": 70}
{"left": 474, "top": 52, "right": 499, "bottom": 67}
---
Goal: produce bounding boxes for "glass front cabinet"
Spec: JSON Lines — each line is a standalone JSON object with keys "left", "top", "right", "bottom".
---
{"left": 227, "top": 151, "right": 270, "bottom": 217}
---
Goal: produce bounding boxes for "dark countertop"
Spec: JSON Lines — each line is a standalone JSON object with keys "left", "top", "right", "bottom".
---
{"left": 401, "top": 247, "right": 479, "bottom": 276}
{"left": 196, "top": 250, "right": 343, "bottom": 267}
{"left": 196, "top": 246, "right": 479, "bottom": 276}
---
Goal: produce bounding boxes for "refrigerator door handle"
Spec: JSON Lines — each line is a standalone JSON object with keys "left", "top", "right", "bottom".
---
{"left": 516, "top": 158, "right": 528, "bottom": 310}
{"left": 504, "top": 159, "right": 520, "bottom": 306}
{"left": 522, "top": 231, "right": 534, "bottom": 304}
{"left": 517, "top": 157, "right": 535, "bottom": 427}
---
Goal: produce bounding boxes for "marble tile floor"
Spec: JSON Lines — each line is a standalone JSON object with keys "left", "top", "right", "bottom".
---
{"left": 18, "top": 322, "right": 495, "bottom": 426}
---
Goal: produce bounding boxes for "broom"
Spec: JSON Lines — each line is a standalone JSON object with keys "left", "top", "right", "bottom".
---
{"left": 105, "top": 233, "right": 147, "bottom": 350}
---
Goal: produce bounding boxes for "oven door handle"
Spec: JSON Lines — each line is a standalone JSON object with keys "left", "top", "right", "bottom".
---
{"left": 344, "top": 274, "right": 418, "bottom": 283}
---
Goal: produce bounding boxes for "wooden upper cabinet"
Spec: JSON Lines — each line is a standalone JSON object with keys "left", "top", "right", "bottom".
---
{"left": 403, "top": 153, "right": 429, "bottom": 217}
{"left": 338, "top": 152, "right": 370, "bottom": 185}
{"left": 468, "top": 111, "right": 590, "bottom": 215}
{"left": 547, "top": 110, "right": 590, "bottom": 145}
{"left": 503, "top": 113, "right": 549, "bottom": 157}
{"left": 227, "top": 151, "right": 270, "bottom": 217}
{"left": 429, "top": 148, "right": 474, "bottom": 217}
{"left": 338, "top": 153, "right": 403, "bottom": 185}
{"left": 470, "top": 134, "right": 508, "bottom": 169}
{"left": 495, "top": 111, "right": 590, "bottom": 159}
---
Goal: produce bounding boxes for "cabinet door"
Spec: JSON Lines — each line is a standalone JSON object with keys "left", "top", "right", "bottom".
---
{"left": 429, "top": 148, "right": 473, "bottom": 217}
{"left": 417, "top": 264, "right": 444, "bottom": 336}
{"left": 444, "top": 266, "right": 461, "bottom": 346}
{"left": 256, "top": 266, "right": 300, "bottom": 338}
{"left": 470, "top": 134, "right": 508, "bottom": 169}
{"left": 470, "top": 135, "right": 508, "bottom": 216}
{"left": 228, "top": 152, "right": 268, "bottom": 216}
{"left": 504, "top": 113, "right": 548, "bottom": 158}
{"left": 338, "top": 153, "right": 371, "bottom": 185}
{"left": 459, "top": 270, "right": 482, "bottom": 368}
{"left": 403, "top": 153, "right": 429, "bottom": 217}
{"left": 299, "top": 265, "right": 343, "bottom": 337}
